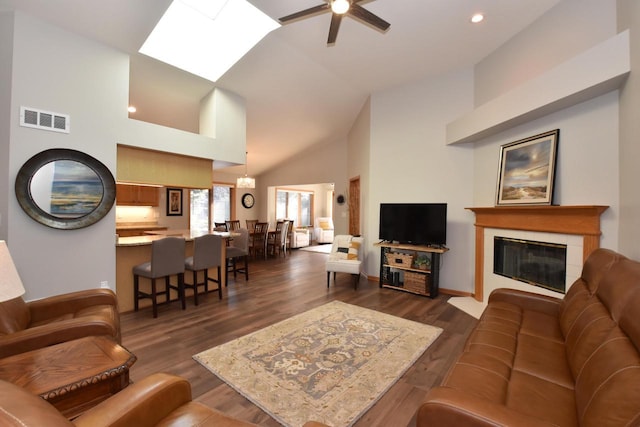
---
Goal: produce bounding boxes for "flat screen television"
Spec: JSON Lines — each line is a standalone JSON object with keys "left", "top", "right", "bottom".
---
{"left": 379, "top": 203, "right": 447, "bottom": 246}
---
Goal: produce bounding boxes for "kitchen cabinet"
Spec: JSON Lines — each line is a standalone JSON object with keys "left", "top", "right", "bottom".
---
{"left": 116, "top": 184, "right": 159, "bottom": 206}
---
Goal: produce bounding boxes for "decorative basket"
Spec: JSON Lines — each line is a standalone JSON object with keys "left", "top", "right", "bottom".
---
{"left": 404, "top": 271, "right": 429, "bottom": 294}
{"left": 385, "top": 252, "right": 414, "bottom": 268}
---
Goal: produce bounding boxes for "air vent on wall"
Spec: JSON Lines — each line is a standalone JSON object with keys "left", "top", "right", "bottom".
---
{"left": 20, "top": 106, "right": 70, "bottom": 133}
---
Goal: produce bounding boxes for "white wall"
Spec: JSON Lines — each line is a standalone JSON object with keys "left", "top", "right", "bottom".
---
{"left": 6, "top": 12, "right": 126, "bottom": 299}
{"left": 617, "top": 0, "right": 640, "bottom": 259}
{"left": 368, "top": 69, "right": 476, "bottom": 293}
{"left": 1, "top": 11, "right": 246, "bottom": 301}
{"left": 257, "top": 138, "right": 348, "bottom": 234}
{"left": 0, "top": 13, "right": 13, "bottom": 241}
{"left": 472, "top": 91, "right": 620, "bottom": 250}
{"left": 475, "top": 0, "right": 618, "bottom": 105}
{"left": 347, "top": 97, "right": 371, "bottom": 237}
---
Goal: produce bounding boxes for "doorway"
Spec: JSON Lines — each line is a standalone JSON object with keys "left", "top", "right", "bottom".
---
{"left": 349, "top": 177, "right": 360, "bottom": 235}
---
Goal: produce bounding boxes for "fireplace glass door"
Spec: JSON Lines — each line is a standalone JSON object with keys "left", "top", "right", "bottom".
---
{"left": 493, "top": 237, "right": 567, "bottom": 293}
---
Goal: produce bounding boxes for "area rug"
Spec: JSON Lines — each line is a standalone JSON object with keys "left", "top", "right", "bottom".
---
{"left": 193, "top": 301, "right": 442, "bottom": 427}
{"left": 299, "top": 244, "right": 332, "bottom": 254}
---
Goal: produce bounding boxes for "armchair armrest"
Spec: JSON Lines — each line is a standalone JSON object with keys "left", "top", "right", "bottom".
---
{"left": 73, "top": 373, "right": 192, "bottom": 427}
{"left": 28, "top": 288, "right": 119, "bottom": 323}
{"left": 0, "top": 315, "right": 120, "bottom": 358}
{"left": 417, "top": 387, "right": 557, "bottom": 427}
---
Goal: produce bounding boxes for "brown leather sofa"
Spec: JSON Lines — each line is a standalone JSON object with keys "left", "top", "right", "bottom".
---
{"left": 0, "top": 372, "right": 329, "bottom": 427}
{"left": 418, "top": 248, "right": 640, "bottom": 426}
{"left": 0, "top": 288, "right": 120, "bottom": 358}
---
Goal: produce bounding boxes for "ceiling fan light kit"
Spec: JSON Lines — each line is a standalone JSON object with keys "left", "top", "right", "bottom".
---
{"left": 331, "top": 0, "right": 350, "bottom": 14}
{"left": 279, "top": 0, "right": 390, "bottom": 45}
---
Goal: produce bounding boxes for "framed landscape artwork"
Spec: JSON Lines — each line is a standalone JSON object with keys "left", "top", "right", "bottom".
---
{"left": 496, "top": 129, "right": 559, "bottom": 206}
{"left": 166, "top": 188, "right": 183, "bottom": 216}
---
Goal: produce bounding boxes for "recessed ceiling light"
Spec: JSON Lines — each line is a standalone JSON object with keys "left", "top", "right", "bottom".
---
{"left": 471, "top": 13, "right": 484, "bottom": 24}
{"left": 140, "top": 0, "right": 280, "bottom": 83}
{"left": 127, "top": 106, "right": 137, "bottom": 113}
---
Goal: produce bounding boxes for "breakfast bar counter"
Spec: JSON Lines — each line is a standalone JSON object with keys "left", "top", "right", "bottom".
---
{"left": 116, "top": 230, "right": 232, "bottom": 313}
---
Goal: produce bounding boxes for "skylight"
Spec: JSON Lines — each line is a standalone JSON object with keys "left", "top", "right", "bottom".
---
{"left": 139, "top": 0, "right": 280, "bottom": 82}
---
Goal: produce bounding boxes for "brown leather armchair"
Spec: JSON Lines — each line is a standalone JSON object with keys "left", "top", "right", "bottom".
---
{"left": 0, "top": 372, "right": 330, "bottom": 427}
{"left": 0, "top": 372, "right": 257, "bottom": 426}
{"left": 0, "top": 288, "right": 120, "bottom": 358}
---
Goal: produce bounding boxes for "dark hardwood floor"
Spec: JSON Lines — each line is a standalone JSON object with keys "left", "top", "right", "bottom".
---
{"left": 120, "top": 247, "right": 478, "bottom": 427}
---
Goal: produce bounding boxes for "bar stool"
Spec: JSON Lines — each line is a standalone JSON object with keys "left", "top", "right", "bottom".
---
{"left": 184, "top": 234, "right": 222, "bottom": 305}
{"left": 133, "top": 237, "right": 185, "bottom": 318}
{"left": 226, "top": 228, "right": 249, "bottom": 286}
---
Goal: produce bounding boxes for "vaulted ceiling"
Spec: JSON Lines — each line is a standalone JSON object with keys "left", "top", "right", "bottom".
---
{"left": 0, "top": 0, "right": 562, "bottom": 176}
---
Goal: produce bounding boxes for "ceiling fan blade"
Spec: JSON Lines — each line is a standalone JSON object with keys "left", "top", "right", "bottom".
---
{"left": 348, "top": 3, "right": 391, "bottom": 32}
{"left": 279, "top": 4, "right": 330, "bottom": 23}
{"left": 327, "top": 14, "right": 343, "bottom": 44}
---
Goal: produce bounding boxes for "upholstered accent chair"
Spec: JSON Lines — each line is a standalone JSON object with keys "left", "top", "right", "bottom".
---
{"left": 326, "top": 235, "right": 365, "bottom": 289}
{"left": 290, "top": 227, "right": 311, "bottom": 248}
{"left": 314, "top": 217, "right": 334, "bottom": 244}
{"left": 0, "top": 288, "right": 121, "bottom": 358}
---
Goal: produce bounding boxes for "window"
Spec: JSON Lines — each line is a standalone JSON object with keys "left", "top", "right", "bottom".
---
{"left": 276, "top": 189, "right": 313, "bottom": 226}
{"left": 190, "top": 189, "right": 209, "bottom": 234}
{"left": 213, "top": 185, "right": 232, "bottom": 224}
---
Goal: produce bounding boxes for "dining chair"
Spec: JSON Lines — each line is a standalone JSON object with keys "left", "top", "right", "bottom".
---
{"left": 268, "top": 220, "right": 290, "bottom": 257}
{"left": 225, "top": 220, "right": 241, "bottom": 231}
{"left": 184, "top": 234, "right": 222, "bottom": 305}
{"left": 213, "top": 222, "right": 228, "bottom": 231}
{"left": 225, "top": 228, "right": 249, "bottom": 286}
{"left": 267, "top": 221, "right": 284, "bottom": 256}
{"left": 246, "top": 219, "right": 258, "bottom": 232}
{"left": 133, "top": 237, "right": 186, "bottom": 318}
{"left": 250, "top": 222, "right": 269, "bottom": 259}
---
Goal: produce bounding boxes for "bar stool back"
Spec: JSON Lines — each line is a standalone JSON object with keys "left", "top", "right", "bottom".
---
{"left": 184, "top": 234, "right": 223, "bottom": 305}
{"left": 133, "top": 237, "right": 185, "bottom": 318}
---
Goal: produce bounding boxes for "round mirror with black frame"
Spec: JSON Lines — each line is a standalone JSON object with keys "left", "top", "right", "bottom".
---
{"left": 15, "top": 148, "right": 116, "bottom": 230}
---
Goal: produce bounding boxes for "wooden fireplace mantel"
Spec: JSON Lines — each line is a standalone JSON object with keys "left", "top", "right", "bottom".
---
{"left": 466, "top": 205, "right": 608, "bottom": 301}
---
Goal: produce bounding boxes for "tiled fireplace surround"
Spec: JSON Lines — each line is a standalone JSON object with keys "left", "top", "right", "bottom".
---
{"left": 455, "top": 206, "right": 609, "bottom": 317}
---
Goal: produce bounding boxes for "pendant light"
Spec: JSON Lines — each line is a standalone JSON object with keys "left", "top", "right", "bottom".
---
{"left": 236, "top": 151, "right": 255, "bottom": 188}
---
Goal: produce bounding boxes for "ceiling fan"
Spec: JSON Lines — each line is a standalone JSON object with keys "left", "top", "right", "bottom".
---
{"left": 279, "top": 0, "right": 390, "bottom": 45}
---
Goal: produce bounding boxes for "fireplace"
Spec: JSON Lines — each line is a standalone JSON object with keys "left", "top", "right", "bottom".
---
{"left": 493, "top": 237, "right": 567, "bottom": 293}
{"left": 466, "top": 205, "right": 608, "bottom": 302}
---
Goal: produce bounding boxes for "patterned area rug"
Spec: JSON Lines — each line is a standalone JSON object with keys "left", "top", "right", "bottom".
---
{"left": 193, "top": 301, "right": 442, "bottom": 427}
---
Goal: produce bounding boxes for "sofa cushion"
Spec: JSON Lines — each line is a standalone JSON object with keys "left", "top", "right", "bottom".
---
{"left": 507, "top": 370, "right": 577, "bottom": 426}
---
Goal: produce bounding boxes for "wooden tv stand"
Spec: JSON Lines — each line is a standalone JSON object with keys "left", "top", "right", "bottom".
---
{"left": 374, "top": 242, "right": 449, "bottom": 298}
